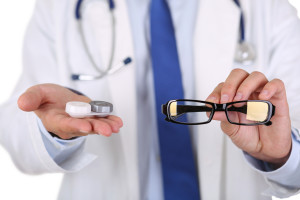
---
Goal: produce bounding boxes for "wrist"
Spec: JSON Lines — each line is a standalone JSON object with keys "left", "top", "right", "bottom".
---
{"left": 249, "top": 140, "right": 292, "bottom": 170}
{"left": 267, "top": 145, "right": 292, "bottom": 169}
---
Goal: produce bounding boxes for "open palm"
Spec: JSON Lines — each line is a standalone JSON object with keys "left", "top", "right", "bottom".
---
{"left": 18, "top": 84, "right": 123, "bottom": 139}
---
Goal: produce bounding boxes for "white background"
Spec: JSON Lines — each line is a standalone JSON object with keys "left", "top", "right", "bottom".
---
{"left": 0, "top": 0, "right": 300, "bottom": 199}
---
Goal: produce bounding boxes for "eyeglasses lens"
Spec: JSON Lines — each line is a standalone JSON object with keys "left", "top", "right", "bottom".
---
{"left": 169, "top": 101, "right": 213, "bottom": 124}
{"left": 226, "top": 101, "right": 269, "bottom": 124}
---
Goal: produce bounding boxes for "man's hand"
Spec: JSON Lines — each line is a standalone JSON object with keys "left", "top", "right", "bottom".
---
{"left": 206, "top": 69, "right": 292, "bottom": 167}
{"left": 18, "top": 84, "right": 123, "bottom": 139}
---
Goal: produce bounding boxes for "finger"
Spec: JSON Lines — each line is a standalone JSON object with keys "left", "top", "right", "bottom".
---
{"left": 220, "top": 121, "right": 239, "bottom": 138}
{"left": 44, "top": 112, "right": 93, "bottom": 139}
{"left": 235, "top": 71, "right": 268, "bottom": 101}
{"left": 106, "top": 115, "right": 123, "bottom": 128}
{"left": 206, "top": 83, "right": 228, "bottom": 121}
{"left": 88, "top": 118, "right": 114, "bottom": 137}
{"left": 99, "top": 118, "right": 121, "bottom": 133}
{"left": 18, "top": 84, "right": 91, "bottom": 112}
{"left": 206, "top": 82, "right": 224, "bottom": 103}
{"left": 18, "top": 85, "right": 44, "bottom": 111}
{"left": 58, "top": 116, "right": 93, "bottom": 134}
{"left": 220, "top": 68, "right": 249, "bottom": 103}
{"left": 258, "top": 78, "right": 286, "bottom": 100}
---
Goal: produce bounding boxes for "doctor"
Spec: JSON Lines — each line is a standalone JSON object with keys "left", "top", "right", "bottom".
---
{"left": 1, "top": 0, "right": 300, "bottom": 199}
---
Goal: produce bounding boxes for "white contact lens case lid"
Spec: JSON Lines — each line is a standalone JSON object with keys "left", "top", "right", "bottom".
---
{"left": 65, "top": 101, "right": 111, "bottom": 118}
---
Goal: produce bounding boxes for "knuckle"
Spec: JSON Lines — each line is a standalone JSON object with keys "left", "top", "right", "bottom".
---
{"left": 217, "top": 82, "right": 225, "bottom": 88}
{"left": 273, "top": 78, "right": 284, "bottom": 85}
{"left": 251, "top": 71, "right": 267, "bottom": 80}
{"left": 251, "top": 71, "right": 262, "bottom": 76}
{"left": 272, "top": 78, "right": 285, "bottom": 89}
{"left": 232, "top": 68, "right": 248, "bottom": 76}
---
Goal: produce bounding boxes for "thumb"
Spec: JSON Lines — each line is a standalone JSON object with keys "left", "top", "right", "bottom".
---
{"left": 220, "top": 121, "right": 239, "bottom": 138}
{"left": 18, "top": 85, "right": 44, "bottom": 112}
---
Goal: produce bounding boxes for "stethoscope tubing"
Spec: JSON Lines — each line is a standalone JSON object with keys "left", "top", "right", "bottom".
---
{"left": 73, "top": 0, "right": 121, "bottom": 81}
{"left": 75, "top": 0, "right": 115, "bottom": 19}
{"left": 233, "top": 0, "right": 245, "bottom": 42}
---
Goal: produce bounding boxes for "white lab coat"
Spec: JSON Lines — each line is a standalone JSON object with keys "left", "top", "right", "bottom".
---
{"left": 1, "top": 0, "right": 300, "bottom": 199}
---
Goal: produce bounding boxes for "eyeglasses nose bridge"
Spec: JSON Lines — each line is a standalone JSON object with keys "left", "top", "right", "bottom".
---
{"left": 214, "top": 103, "right": 227, "bottom": 111}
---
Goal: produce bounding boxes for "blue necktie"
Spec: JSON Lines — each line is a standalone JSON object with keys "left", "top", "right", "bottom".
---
{"left": 150, "top": 0, "right": 200, "bottom": 199}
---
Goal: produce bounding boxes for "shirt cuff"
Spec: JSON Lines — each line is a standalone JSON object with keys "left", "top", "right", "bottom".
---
{"left": 244, "top": 128, "right": 300, "bottom": 190}
{"left": 37, "top": 117, "right": 87, "bottom": 165}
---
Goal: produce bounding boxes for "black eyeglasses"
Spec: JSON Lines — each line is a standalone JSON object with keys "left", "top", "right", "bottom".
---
{"left": 162, "top": 99, "right": 275, "bottom": 126}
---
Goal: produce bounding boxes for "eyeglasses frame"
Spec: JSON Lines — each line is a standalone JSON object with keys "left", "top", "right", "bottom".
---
{"left": 161, "top": 99, "right": 275, "bottom": 126}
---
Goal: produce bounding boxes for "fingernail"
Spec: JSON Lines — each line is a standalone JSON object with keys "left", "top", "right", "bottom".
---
{"left": 234, "top": 93, "right": 243, "bottom": 101}
{"left": 261, "top": 90, "right": 269, "bottom": 97}
{"left": 97, "top": 131, "right": 109, "bottom": 137}
{"left": 97, "top": 131, "right": 103, "bottom": 136}
{"left": 221, "top": 94, "right": 229, "bottom": 103}
{"left": 207, "top": 96, "right": 216, "bottom": 102}
{"left": 80, "top": 130, "right": 89, "bottom": 134}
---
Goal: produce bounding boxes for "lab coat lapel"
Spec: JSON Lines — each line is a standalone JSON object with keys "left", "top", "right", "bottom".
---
{"left": 193, "top": 0, "right": 240, "bottom": 199}
{"left": 106, "top": 0, "right": 140, "bottom": 199}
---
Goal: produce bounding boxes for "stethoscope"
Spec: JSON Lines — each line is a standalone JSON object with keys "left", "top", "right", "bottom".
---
{"left": 72, "top": 0, "right": 132, "bottom": 81}
{"left": 72, "top": 0, "right": 255, "bottom": 81}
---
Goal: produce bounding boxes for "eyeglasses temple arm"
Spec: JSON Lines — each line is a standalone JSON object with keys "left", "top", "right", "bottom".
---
{"left": 161, "top": 104, "right": 171, "bottom": 121}
{"left": 225, "top": 105, "right": 247, "bottom": 114}
{"left": 271, "top": 105, "right": 276, "bottom": 117}
{"left": 264, "top": 105, "right": 276, "bottom": 126}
